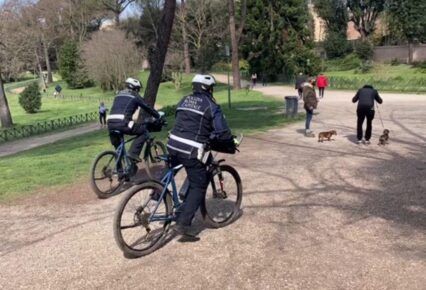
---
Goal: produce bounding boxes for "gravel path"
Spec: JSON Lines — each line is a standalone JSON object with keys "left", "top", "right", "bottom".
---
{"left": 0, "top": 123, "right": 101, "bottom": 157}
{"left": 0, "top": 84, "right": 425, "bottom": 289}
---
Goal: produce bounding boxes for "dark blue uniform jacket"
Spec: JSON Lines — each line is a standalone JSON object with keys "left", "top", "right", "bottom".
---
{"left": 167, "top": 91, "right": 233, "bottom": 158}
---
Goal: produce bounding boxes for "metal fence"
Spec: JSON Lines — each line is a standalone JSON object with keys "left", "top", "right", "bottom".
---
{"left": 49, "top": 94, "right": 115, "bottom": 102}
{"left": 0, "top": 112, "right": 98, "bottom": 144}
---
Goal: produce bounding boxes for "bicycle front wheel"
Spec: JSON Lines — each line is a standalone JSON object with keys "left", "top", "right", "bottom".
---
{"left": 145, "top": 140, "right": 168, "bottom": 180}
{"left": 90, "top": 150, "right": 124, "bottom": 199}
{"left": 113, "top": 181, "right": 173, "bottom": 258}
{"left": 201, "top": 164, "right": 243, "bottom": 228}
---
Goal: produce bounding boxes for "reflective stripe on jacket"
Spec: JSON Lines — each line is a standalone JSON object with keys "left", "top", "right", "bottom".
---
{"left": 107, "top": 89, "right": 159, "bottom": 128}
{"left": 167, "top": 91, "right": 232, "bottom": 158}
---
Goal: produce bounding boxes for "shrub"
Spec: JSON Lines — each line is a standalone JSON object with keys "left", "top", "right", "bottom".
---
{"left": 292, "top": 48, "right": 322, "bottom": 77}
{"left": 325, "top": 53, "right": 362, "bottom": 71}
{"left": 82, "top": 30, "right": 140, "bottom": 91}
{"left": 390, "top": 58, "right": 400, "bottom": 66}
{"left": 323, "top": 32, "right": 351, "bottom": 59}
{"left": 171, "top": 71, "right": 183, "bottom": 90}
{"left": 161, "top": 69, "right": 173, "bottom": 83}
{"left": 19, "top": 82, "right": 41, "bottom": 113}
{"left": 355, "top": 61, "right": 373, "bottom": 73}
{"left": 211, "top": 62, "right": 231, "bottom": 72}
{"left": 412, "top": 61, "right": 426, "bottom": 73}
{"left": 239, "top": 59, "right": 250, "bottom": 73}
{"left": 354, "top": 40, "right": 374, "bottom": 61}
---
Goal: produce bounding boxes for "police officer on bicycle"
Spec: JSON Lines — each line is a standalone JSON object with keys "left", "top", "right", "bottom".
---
{"left": 107, "top": 77, "right": 160, "bottom": 176}
{"left": 167, "top": 74, "right": 237, "bottom": 241}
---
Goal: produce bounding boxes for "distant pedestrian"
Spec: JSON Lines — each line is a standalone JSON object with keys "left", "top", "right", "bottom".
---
{"left": 261, "top": 73, "right": 267, "bottom": 86}
{"left": 251, "top": 73, "right": 257, "bottom": 88}
{"left": 352, "top": 85, "right": 383, "bottom": 145}
{"left": 302, "top": 77, "right": 318, "bottom": 137}
{"left": 295, "top": 72, "right": 307, "bottom": 100}
{"left": 316, "top": 73, "right": 328, "bottom": 98}
{"left": 99, "top": 102, "right": 108, "bottom": 128}
{"left": 54, "top": 84, "right": 63, "bottom": 98}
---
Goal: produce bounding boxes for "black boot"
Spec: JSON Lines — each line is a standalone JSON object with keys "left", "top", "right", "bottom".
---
{"left": 173, "top": 224, "right": 200, "bottom": 242}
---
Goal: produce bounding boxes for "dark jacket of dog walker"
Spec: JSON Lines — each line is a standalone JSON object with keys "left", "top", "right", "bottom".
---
{"left": 352, "top": 85, "right": 383, "bottom": 109}
{"left": 352, "top": 85, "right": 383, "bottom": 141}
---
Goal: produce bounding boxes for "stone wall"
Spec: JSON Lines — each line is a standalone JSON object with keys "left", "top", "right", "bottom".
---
{"left": 373, "top": 44, "right": 426, "bottom": 63}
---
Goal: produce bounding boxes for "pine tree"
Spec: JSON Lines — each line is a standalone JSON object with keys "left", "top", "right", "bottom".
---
{"left": 58, "top": 41, "right": 93, "bottom": 89}
{"left": 242, "top": 0, "right": 320, "bottom": 81}
{"left": 313, "top": 0, "right": 350, "bottom": 58}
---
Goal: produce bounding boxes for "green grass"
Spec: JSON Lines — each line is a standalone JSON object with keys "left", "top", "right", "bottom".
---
{"left": 2, "top": 71, "right": 190, "bottom": 128}
{"left": 0, "top": 76, "right": 301, "bottom": 201}
{"left": 325, "top": 64, "right": 426, "bottom": 93}
{"left": 4, "top": 81, "right": 114, "bottom": 127}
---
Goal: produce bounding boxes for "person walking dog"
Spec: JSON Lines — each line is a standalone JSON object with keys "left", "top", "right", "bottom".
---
{"left": 352, "top": 85, "right": 383, "bottom": 145}
{"left": 302, "top": 77, "right": 318, "bottom": 137}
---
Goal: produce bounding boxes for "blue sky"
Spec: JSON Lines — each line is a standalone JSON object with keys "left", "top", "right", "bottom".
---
{"left": 0, "top": 0, "right": 140, "bottom": 19}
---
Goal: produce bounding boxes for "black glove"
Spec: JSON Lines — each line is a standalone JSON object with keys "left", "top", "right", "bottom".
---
{"left": 209, "top": 137, "right": 237, "bottom": 154}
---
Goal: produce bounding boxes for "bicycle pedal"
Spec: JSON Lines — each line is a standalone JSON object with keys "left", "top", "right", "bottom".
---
{"left": 213, "top": 191, "right": 227, "bottom": 199}
{"left": 150, "top": 191, "right": 161, "bottom": 201}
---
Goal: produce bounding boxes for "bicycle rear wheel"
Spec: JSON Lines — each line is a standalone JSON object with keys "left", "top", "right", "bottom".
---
{"left": 113, "top": 181, "right": 172, "bottom": 258}
{"left": 90, "top": 151, "right": 124, "bottom": 199}
{"left": 145, "top": 140, "right": 168, "bottom": 180}
{"left": 201, "top": 164, "right": 243, "bottom": 228}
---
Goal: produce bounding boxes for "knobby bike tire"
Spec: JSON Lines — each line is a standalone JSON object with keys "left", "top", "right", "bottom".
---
{"left": 145, "top": 140, "right": 168, "bottom": 180}
{"left": 90, "top": 150, "right": 124, "bottom": 199}
{"left": 200, "top": 164, "right": 243, "bottom": 228}
{"left": 113, "top": 181, "right": 173, "bottom": 258}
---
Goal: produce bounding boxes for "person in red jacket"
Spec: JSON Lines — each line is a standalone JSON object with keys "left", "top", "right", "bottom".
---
{"left": 316, "top": 73, "right": 328, "bottom": 98}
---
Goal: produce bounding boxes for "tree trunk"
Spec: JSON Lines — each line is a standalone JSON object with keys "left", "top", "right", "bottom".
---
{"left": 181, "top": 0, "right": 191, "bottom": 74}
{"left": 142, "top": 0, "right": 176, "bottom": 109}
{"left": 42, "top": 35, "right": 53, "bottom": 84}
{"left": 228, "top": 0, "right": 241, "bottom": 89}
{"left": 115, "top": 12, "right": 120, "bottom": 25}
{"left": 0, "top": 68, "right": 13, "bottom": 128}
{"left": 35, "top": 49, "right": 47, "bottom": 91}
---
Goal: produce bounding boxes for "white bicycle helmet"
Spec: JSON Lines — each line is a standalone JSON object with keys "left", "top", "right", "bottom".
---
{"left": 125, "top": 77, "right": 142, "bottom": 92}
{"left": 192, "top": 74, "right": 216, "bottom": 92}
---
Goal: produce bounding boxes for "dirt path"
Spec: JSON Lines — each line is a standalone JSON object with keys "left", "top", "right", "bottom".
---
{"left": 0, "top": 84, "right": 425, "bottom": 289}
{"left": 0, "top": 123, "right": 101, "bottom": 157}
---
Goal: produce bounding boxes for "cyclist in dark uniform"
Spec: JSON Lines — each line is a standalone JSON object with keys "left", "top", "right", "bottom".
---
{"left": 107, "top": 78, "right": 160, "bottom": 175}
{"left": 167, "top": 74, "right": 237, "bottom": 241}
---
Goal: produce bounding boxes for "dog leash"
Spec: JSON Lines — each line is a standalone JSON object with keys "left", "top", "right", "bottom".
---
{"left": 376, "top": 102, "right": 385, "bottom": 129}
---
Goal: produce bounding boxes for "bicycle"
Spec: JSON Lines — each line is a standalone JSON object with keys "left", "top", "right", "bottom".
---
{"left": 113, "top": 137, "right": 243, "bottom": 258}
{"left": 90, "top": 116, "right": 168, "bottom": 199}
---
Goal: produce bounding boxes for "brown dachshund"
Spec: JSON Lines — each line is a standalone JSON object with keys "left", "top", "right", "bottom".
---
{"left": 318, "top": 130, "right": 337, "bottom": 142}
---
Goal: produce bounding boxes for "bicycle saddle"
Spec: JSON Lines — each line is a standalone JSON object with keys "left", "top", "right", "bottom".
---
{"left": 110, "top": 130, "right": 123, "bottom": 135}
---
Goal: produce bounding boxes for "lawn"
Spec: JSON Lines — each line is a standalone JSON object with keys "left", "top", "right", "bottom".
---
{"left": 2, "top": 71, "right": 197, "bottom": 128}
{"left": 0, "top": 77, "right": 301, "bottom": 201}
{"left": 325, "top": 64, "right": 426, "bottom": 93}
{"left": 4, "top": 80, "right": 115, "bottom": 127}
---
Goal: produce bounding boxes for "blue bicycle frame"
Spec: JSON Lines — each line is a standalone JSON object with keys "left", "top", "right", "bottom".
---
{"left": 111, "top": 132, "right": 137, "bottom": 175}
{"left": 148, "top": 162, "right": 184, "bottom": 223}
